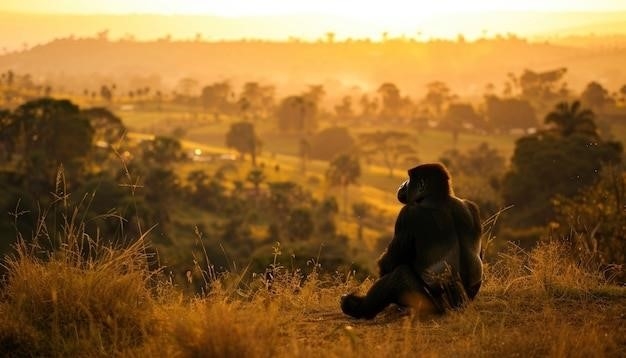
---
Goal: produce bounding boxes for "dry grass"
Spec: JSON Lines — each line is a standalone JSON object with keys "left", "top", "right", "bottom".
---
{"left": 0, "top": 224, "right": 624, "bottom": 357}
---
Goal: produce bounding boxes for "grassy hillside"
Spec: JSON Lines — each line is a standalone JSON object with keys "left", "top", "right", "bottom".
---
{"left": 1, "top": 223, "right": 624, "bottom": 357}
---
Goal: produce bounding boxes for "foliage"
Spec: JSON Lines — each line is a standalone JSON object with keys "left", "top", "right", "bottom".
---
{"left": 238, "top": 81, "right": 276, "bottom": 121}
{"left": 326, "top": 154, "right": 361, "bottom": 189}
{"left": 502, "top": 101, "right": 623, "bottom": 229}
{"left": 580, "top": 81, "right": 614, "bottom": 112}
{"left": 309, "top": 126, "right": 355, "bottom": 161}
{"left": 552, "top": 166, "right": 626, "bottom": 282}
{"left": 286, "top": 207, "right": 315, "bottom": 240}
{"left": 334, "top": 95, "right": 354, "bottom": 121}
{"left": 139, "top": 135, "right": 186, "bottom": 167}
{"left": 439, "top": 102, "right": 484, "bottom": 143}
{"left": 359, "top": 130, "right": 416, "bottom": 177}
{"left": 2, "top": 98, "right": 94, "bottom": 184}
{"left": 484, "top": 95, "right": 538, "bottom": 131}
{"left": 200, "top": 81, "right": 233, "bottom": 114}
{"left": 326, "top": 153, "right": 361, "bottom": 212}
{"left": 377, "top": 82, "right": 410, "bottom": 121}
{"left": 276, "top": 95, "right": 317, "bottom": 133}
{"left": 517, "top": 67, "right": 569, "bottom": 113}
{"left": 226, "top": 121, "right": 261, "bottom": 165}
{"left": 440, "top": 142, "right": 506, "bottom": 215}
{"left": 423, "top": 81, "right": 456, "bottom": 117}
{"left": 544, "top": 100, "right": 598, "bottom": 137}
{"left": 185, "top": 170, "right": 226, "bottom": 210}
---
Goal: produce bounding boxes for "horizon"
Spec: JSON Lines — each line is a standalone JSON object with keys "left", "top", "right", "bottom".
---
{"left": 1, "top": 10, "right": 626, "bottom": 53}
{"left": 1, "top": 1, "right": 626, "bottom": 49}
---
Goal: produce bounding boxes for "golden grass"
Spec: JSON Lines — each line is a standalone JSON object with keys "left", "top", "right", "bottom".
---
{"left": 1, "top": 227, "right": 624, "bottom": 357}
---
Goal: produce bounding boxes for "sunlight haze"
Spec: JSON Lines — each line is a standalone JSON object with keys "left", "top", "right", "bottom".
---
{"left": 1, "top": 0, "right": 626, "bottom": 50}
{"left": 3, "top": 0, "right": 626, "bottom": 15}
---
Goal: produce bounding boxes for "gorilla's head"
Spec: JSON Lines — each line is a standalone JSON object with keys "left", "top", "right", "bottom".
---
{"left": 397, "top": 163, "right": 451, "bottom": 204}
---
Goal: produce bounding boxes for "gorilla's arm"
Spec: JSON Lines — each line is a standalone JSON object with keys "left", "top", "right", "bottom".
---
{"left": 462, "top": 199, "right": 482, "bottom": 257}
{"left": 377, "top": 205, "right": 419, "bottom": 276}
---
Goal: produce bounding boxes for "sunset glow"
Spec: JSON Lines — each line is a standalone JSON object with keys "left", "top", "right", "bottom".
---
{"left": 3, "top": 0, "right": 626, "bottom": 16}
{"left": 0, "top": 0, "right": 625, "bottom": 46}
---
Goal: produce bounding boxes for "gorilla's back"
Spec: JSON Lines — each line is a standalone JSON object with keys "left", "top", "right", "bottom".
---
{"left": 411, "top": 204, "right": 461, "bottom": 275}
{"left": 451, "top": 198, "right": 483, "bottom": 290}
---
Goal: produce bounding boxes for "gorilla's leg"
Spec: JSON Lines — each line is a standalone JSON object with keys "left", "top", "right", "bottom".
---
{"left": 341, "top": 265, "right": 437, "bottom": 319}
{"left": 466, "top": 281, "right": 481, "bottom": 300}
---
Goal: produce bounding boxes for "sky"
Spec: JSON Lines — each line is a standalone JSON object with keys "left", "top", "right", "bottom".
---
{"left": 2, "top": 0, "right": 626, "bottom": 16}
{"left": 1, "top": 0, "right": 625, "bottom": 50}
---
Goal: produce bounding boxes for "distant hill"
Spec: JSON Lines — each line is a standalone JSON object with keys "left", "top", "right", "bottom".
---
{"left": 0, "top": 35, "right": 624, "bottom": 98}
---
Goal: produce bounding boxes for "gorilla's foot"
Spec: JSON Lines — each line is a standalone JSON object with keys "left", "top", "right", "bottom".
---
{"left": 399, "top": 291, "right": 441, "bottom": 316}
{"left": 341, "top": 294, "right": 375, "bottom": 319}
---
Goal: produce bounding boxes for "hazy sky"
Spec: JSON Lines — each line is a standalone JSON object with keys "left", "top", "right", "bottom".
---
{"left": 1, "top": 0, "right": 625, "bottom": 51}
{"left": 3, "top": 0, "right": 626, "bottom": 16}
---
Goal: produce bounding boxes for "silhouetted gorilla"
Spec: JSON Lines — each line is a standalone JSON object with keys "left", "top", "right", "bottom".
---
{"left": 341, "top": 163, "right": 482, "bottom": 319}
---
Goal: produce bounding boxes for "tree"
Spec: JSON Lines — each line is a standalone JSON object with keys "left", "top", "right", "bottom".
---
{"left": 581, "top": 81, "right": 614, "bottom": 113}
{"left": 143, "top": 167, "right": 179, "bottom": 228}
{"left": 517, "top": 67, "right": 568, "bottom": 113}
{"left": 334, "top": 96, "right": 354, "bottom": 122}
{"left": 439, "top": 142, "right": 506, "bottom": 215}
{"left": 377, "top": 82, "right": 403, "bottom": 121}
{"left": 359, "top": 94, "right": 378, "bottom": 121}
{"left": 186, "top": 170, "right": 226, "bottom": 210}
{"left": 304, "top": 85, "right": 325, "bottom": 106}
{"left": 140, "top": 136, "right": 186, "bottom": 168}
{"left": 440, "top": 142, "right": 505, "bottom": 178}
{"left": 276, "top": 95, "right": 317, "bottom": 133}
{"left": 309, "top": 127, "right": 355, "bottom": 161}
{"left": 423, "top": 81, "right": 455, "bottom": 117}
{"left": 484, "top": 95, "right": 537, "bottom": 131}
{"left": 276, "top": 94, "right": 317, "bottom": 174}
{"left": 100, "top": 85, "right": 113, "bottom": 104}
{"left": 326, "top": 154, "right": 361, "bottom": 212}
{"left": 81, "top": 107, "right": 126, "bottom": 147}
{"left": 200, "top": 81, "right": 233, "bottom": 115}
{"left": 439, "top": 103, "right": 483, "bottom": 146}
{"left": 225, "top": 121, "right": 261, "bottom": 166}
{"left": 8, "top": 98, "right": 93, "bottom": 185}
{"left": 238, "top": 82, "right": 275, "bottom": 121}
{"left": 359, "top": 131, "right": 416, "bottom": 177}
{"left": 545, "top": 100, "right": 598, "bottom": 138}
{"left": 0, "top": 109, "right": 13, "bottom": 161}
{"left": 502, "top": 102, "right": 622, "bottom": 229}
{"left": 266, "top": 181, "right": 315, "bottom": 227}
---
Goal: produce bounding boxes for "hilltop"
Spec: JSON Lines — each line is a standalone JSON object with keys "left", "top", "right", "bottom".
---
{"left": 1, "top": 35, "right": 625, "bottom": 98}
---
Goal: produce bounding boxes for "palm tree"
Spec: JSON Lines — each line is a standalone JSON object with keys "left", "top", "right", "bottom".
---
{"left": 545, "top": 100, "right": 598, "bottom": 138}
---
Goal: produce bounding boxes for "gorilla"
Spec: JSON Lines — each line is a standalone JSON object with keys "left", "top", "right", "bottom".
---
{"left": 341, "top": 163, "right": 483, "bottom": 319}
